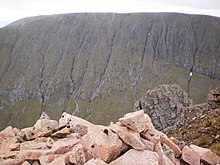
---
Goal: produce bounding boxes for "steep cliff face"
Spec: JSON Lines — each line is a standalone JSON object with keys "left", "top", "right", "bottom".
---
{"left": 0, "top": 13, "right": 220, "bottom": 130}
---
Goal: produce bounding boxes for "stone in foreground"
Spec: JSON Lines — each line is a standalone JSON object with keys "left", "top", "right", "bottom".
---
{"left": 109, "top": 149, "right": 159, "bottom": 165}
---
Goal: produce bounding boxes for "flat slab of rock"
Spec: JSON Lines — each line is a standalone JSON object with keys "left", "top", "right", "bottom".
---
{"left": 181, "top": 146, "right": 200, "bottom": 165}
{"left": 50, "top": 138, "right": 81, "bottom": 154}
{"left": 110, "top": 123, "right": 146, "bottom": 150}
{"left": 190, "top": 145, "right": 220, "bottom": 165}
{"left": 59, "top": 112, "right": 93, "bottom": 130}
{"left": 82, "top": 125, "right": 123, "bottom": 163}
{"left": 109, "top": 149, "right": 159, "bottom": 165}
{"left": 119, "top": 110, "right": 149, "bottom": 133}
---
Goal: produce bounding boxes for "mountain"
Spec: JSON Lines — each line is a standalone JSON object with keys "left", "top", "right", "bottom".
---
{"left": 0, "top": 13, "right": 220, "bottom": 130}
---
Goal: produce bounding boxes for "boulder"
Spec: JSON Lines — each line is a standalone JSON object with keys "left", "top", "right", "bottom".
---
{"left": 118, "top": 110, "right": 149, "bottom": 133}
{"left": 208, "top": 87, "right": 220, "bottom": 108}
{"left": 84, "top": 158, "right": 107, "bottom": 165}
{"left": 51, "top": 127, "right": 72, "bottom": 138}
{"left": 181, "top": 146, "right": 200, "bottom": 165}
{"left": 19, "top": 127, "right": 33, "bottom": 140}
{"left": 50, "top": 138, "right": 81, "bottom": 154}
{"left": 109, "top": 149, "right": 159, "bottom": 165}
{"left": 35, "top": 129, "right": 53, "bottom": 137}
{"left": 0, "top": 126, "right": 15, "bottom": 137}
{"left": 0, "top": 137, "right": 18, "bottom": 155}
{"left": 82, "top": 125, "right": 123, "bottom": 163}
{"left": 134, "top": 84, "right": 192, "bottom": 132}
{"left": 33, "top": 118, "right": 58, "bottom": 132}
{"left": 110, "top": 122, "right": 145, "bottom": 150}
{"left": 0, "top": 126, "right": 16, "bottom": 149}
{"left": 59, "top": 112, "right": 93, "bottom": 130}
{"left": 190, "top": 145, "right": 220, "bottom": 165}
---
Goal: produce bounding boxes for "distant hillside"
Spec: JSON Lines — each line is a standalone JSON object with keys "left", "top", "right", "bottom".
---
{"left": 0, "top": 13, "right": 220, "bottom": 130}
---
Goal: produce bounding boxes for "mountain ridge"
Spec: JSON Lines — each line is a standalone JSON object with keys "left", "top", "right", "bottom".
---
{"left": 0, "top": 13, "right": 220, "bottom": 130}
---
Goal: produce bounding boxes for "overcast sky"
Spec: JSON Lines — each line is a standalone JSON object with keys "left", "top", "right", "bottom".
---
{"left": 0, "top": 0, "right": 220, "bottom": 27}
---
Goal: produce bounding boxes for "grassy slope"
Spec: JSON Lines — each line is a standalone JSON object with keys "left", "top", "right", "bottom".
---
{"left": 168, "top": 104, "right": 220, "bottom": 156}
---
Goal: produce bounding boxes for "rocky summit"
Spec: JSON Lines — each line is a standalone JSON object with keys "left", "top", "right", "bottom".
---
{"left": 134, "top": 84, "right": 193, "bottom": 132}
{"left": 0, "top": 13, "right": 220, "bottom": 130}
{"left": 0, "top": 110, "right": 220, "bottom": 165}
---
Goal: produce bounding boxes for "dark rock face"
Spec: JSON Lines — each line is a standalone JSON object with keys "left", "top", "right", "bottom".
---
{"left": 134, "top": 84, "right": 192, "bottom": 132}
{"left": 0, "top": 13, "right": 220, "bottom": 129}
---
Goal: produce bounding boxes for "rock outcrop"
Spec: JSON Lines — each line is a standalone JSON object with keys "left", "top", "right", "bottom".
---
{"left": 134, "top": 84, "right": 192, "bottom": 132}
{"left": 208, "top": 87, "right": 220, "bottom": 108}
{"left": 0, "top": 111, "right": 219, "bottom": 165}
{"left": 168, "top": 87, "right": 220, "bottom": 156}
{"left": 0, "top": 13, "right": 220, "bottom": 130}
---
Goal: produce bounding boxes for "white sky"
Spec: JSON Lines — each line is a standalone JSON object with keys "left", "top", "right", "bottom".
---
{"left": 0, "top": 0, "right": 220, "bottom": 27}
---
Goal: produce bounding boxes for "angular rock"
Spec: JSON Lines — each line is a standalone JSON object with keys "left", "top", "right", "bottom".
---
{"left": 0, "top": 126, "right": 16, "bottom": 137}
{"left": 155, "top": 142, "right": 175, "bottom": 165}
{"left": 141, "top": 128, "right": 161, "bottom": 144}
{"left": 82, "top": 125, "right": 123, "bottom": 163}
{"left": 33, "top": 118, "right": 58, "bottom": 132}
{"left": 110, "top": 123, "right": 145, "bottom": 150}
{"left": 36, "top": 129, "right": 53, "bottom": 137}
{"left": 170, "top": 137, "right": 185, "bottom": 150}
{"left": 134, "top": 84, "right": 192, "bottom": 132}
{"left": 20, "top": 127, "right": 35, "bottom": 140}
{"left": 74, "top": 124, "right": 88, "bottom": 137}
{"left": 59, "top": 112, "right": 93, "bottom": 130}
{"left": 160, "top": 133, "right": 182, "bottom": 157}
{"left": 109, "top": 149, "right": 159, "bottom": 165}
{"left": 0, "top": 153, "right": 24, "bottom": 165}
{"left": 0, "top": 137, "right": 18, "bottom": 155}
{"left": 0, "top": 126, "right": 16, "bottom": 150}
{"left": 118, "top": 110, "right": 148, "bottom": 133}
{"left": 190, "top": 145, "right": 220, "bottom": 165}
{"left": 20, "top": 141, "right": 47, "bottom": 150}
{"left": 141, "top": 138, "right": 154, "bottom": 151}
{"left": 49, "top": 155, "right": 67, "bottom": 165}
{"left": 51, "top": 127, "right": 72, "bottom": 138}
{"left": 50, "top": 138, "right": 81, "bottom": 154}
{"left": 9, "top": 143, "right": 20, "bottom": 151}
{"left": 65, "top": 144, "right": 93, "bottom": 164}
{"left": 19, "top": 150, "right": 49, "bottom": 160}
{"left": 181, "top": 146, "right": 200, "bottom": 165}
{"left": 84, "top": 158, "right": 107, "bottom": 165}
